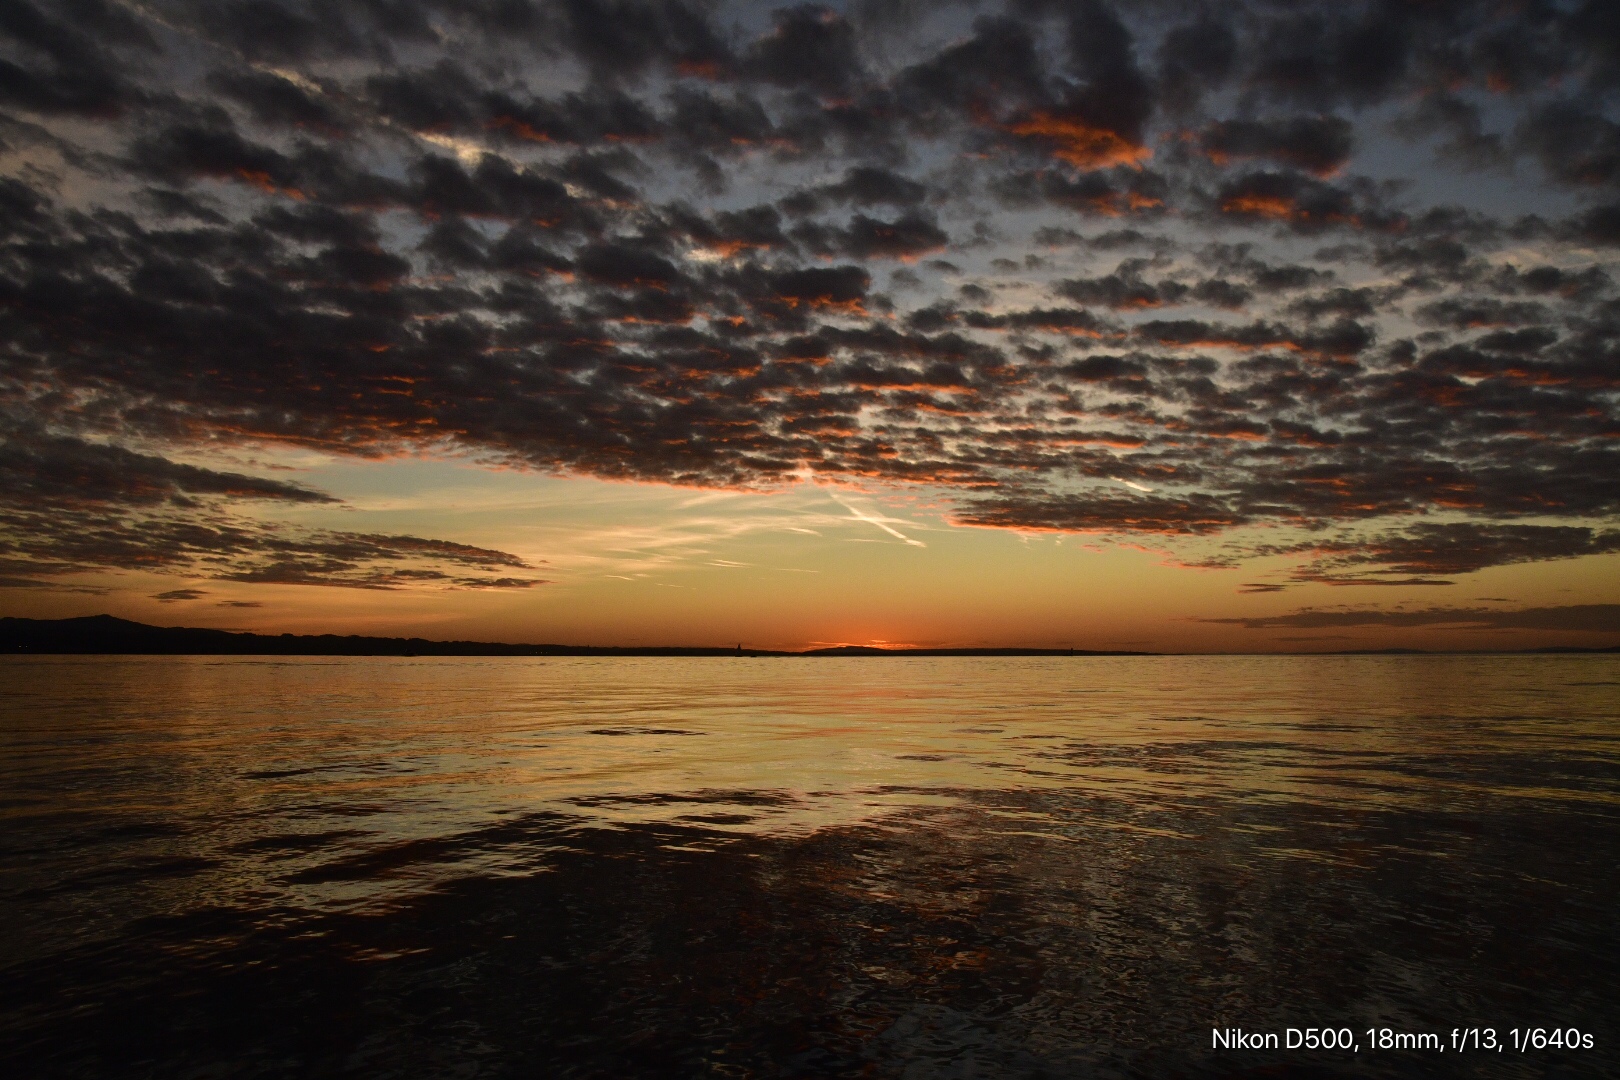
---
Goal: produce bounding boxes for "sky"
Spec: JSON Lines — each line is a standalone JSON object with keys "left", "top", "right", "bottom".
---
{"left": 3, "top": 0, "right": 1620, "bottom": 651}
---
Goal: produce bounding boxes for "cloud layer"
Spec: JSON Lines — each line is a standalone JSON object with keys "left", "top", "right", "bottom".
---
{"left": 1201, "top": 604, "right": 1620, "bottom": 634}
{"left": 3, "top": 0, "right": 1619, "bottom": 588}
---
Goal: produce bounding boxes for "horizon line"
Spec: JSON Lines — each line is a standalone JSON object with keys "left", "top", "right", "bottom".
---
{"left": 3, "top": 615, "right": 1618, "bottom": 658}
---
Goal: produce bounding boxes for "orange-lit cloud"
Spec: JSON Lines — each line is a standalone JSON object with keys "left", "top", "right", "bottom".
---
{"left": 1005, "top": 111, "right": 1152, "bottom": 170}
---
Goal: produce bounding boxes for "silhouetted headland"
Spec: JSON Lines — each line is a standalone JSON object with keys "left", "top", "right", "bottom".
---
{"left": 0, "top": 616, "right": 1152, "bottom": 657}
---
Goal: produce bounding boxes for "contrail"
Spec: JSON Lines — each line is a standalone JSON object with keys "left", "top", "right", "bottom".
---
{"left": 827, "top": 493, "right": 927, "bottom": 547}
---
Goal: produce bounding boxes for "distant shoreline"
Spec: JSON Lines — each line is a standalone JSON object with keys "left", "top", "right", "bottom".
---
{"left": 0, "top": 615, "right": 1150, "bottom": 657}
{"left": 4, "top": 615, "right": 1619, "bottom": 657}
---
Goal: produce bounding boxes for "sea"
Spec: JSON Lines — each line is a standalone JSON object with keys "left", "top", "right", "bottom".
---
{"left": 1, "top": 654, "right": 1616, "bottom": 1078}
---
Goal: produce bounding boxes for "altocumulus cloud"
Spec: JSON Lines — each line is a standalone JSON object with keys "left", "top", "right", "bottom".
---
{"left": 1, "top": 0, "right": 1619, "bottom": 589}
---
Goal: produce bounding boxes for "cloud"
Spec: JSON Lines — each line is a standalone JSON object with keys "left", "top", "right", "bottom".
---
{"left": 0, "top": 0, "right": 150, "bottom": 117}
{"left": 0, "top": 0, "right": 1618, "bottom": 590}
{"left": 1157, "top": 18, "right": 1236, "bottom": 114}
{"left": 455, "top": 576, "right": 547, "bottom": 589}
{"left": 819, "top": 167, "right": 928, "bottom": 209}
{"left": 1517, "top": 101, "right": 1620, "bottom": 189}
{"left": 1200, "top": 604, "right": 1620, "bottom": 633}
{"left": 0, "top": 429, "right": 337, "bottom": 508}
{"left": 208, "top": 540, "right": 535, "bottom": 591}
{"left": 808, "top": 213, "right": 949, "bottom": 262}
{"left": 1212, "top": 170, "right": 1397, "bottom": 230}
{"left": 1131, "top": 317, "right": 1373, "bottom": 356}
{"left": 1287, "top": 287, "right": 1377, "bottom": 320}
{"left": 0, "top": 576, "right": 106, "bottom": 593}
{"left": 1264, "top": 523, "right": 1620, "bottom": 582}
{"left": 1415, "top": 298, "right": 1549, "bottom": 329}
{"left": 1055, "top": 259, "right": 1185, "bottom": 309}
{"left": 0, "top": 428, "right": 540, "bottom": 591}
{"left": 153, "top": 588, "right": 206, "bottom": 602}
{"left": 1566, "top": 203, "right": 1620, "bottom": 246}
{"left": 955, "top": 490, "right": 1248, "bottom": 535}
{"left": 1003, "top": 110, "right": 1151, "bottom": 171}
{"left": 1199, "top": 116, "right": 1355, "bottom": 176}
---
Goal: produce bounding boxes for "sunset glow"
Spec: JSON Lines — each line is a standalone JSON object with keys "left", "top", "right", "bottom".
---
{"left": 2, "top": 0, "right": 1618, "bottom": 652}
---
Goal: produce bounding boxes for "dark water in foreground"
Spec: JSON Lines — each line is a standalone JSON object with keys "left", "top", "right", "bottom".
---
{"left": 1, "top": 655, "right": 1616, "bottom": 1079}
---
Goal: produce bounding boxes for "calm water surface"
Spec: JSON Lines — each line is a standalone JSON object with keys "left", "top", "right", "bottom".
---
{"left": 2, "top": 654, "right": 1617, "bottom": 1078}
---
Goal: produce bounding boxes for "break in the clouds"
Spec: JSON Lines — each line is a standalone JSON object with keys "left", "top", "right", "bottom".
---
{"left": 2, "top": 0, "right": 1620, "bottom": 593}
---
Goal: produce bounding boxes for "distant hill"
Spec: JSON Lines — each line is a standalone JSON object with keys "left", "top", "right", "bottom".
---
{"left": 0, "top": 615, "right": 1150, "bottom": 657}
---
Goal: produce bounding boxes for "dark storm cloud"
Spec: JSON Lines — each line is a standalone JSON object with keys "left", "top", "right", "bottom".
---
{"left": 3, "top": 0, "right": 1620, "bottom": 587}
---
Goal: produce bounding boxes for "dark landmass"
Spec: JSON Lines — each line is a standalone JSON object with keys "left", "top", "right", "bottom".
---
{"left": 4, "top": 616, "right": 1617, "bottom": 658}
{"left": 1329, "top": 646, "right": 1620, "bottom": 655}
{"left": 0, "top": 616, "right": 1150, "bottom": 657}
